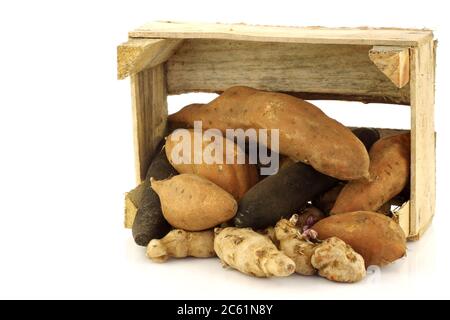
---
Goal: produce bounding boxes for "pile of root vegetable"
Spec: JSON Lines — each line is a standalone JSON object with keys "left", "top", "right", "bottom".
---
{"left": 125, "top": 86, "right": 410, "bottom": 283}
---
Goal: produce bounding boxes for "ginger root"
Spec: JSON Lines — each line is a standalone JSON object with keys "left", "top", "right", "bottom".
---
{"left": 214, "top": 227, "right": 295, "bottom": 278}
{"left": 147, "top": 229, "right": 215, "bottom": 263}
{"left": 311, "top": 237, "right": 366, "bottom": 283}
{"left": 274, "top": 215, "right": 317, "bottom": 276}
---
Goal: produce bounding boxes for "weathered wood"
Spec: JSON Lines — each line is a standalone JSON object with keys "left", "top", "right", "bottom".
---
{"left": 409, "top": 40, "right": 436, "bottom": 239}
{"left": 120, "top": 22, "right": 436, "bottom": 240}
{"left": 124, "top": 183, "right": 147, "bottom": 228}
{"left": 118, "top": 38, "right": 182, "bottom": 79}
{"left": 286, "top": 92, "right": 406, "bottom": 105}
{"left": 130, "top": 21, "right": 433, "bottom": 46}
{"left": 408, "top": 214, "right": 434, "bottom": 241}
{"left": 124, "top": 194, "right": 137, "bottom": 229}
{"left": 130, "top": 64, "right": 168, "bottom": 183}
{"left": 369, "top": 46, "right": 410, "bottom": 88}
{"left": 392, "top": 201, "right": 411, "bottom": 240}
{"left": 166, "top": 40, "right": 410, "bottom": 104}
{"left": 376, "top": 128, "right": 409, "bottom": 138}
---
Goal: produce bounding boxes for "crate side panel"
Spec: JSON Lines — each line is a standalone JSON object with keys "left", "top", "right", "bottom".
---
{"left": 410, "top": 40, "right": 436, "bottom": 237}
{"left": 166, "top": 40, "right": 410, "bottom": 104}
{"left": 130, "top": 64, "right": 168, "bottom": 183}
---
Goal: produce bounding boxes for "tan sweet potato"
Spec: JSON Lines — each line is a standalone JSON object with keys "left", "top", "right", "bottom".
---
{"left": 331, "top": 133, "right": 410, "bottom": 214}
{"left": 312, "top": 211, "right": 406, "bottom": 267}
{"left": 169, "top": 86, "right": 369, "bottom": 180}
{"left": 165, "top": 129, "right": 258, "bottom": 200}
{"left": 151, "top": 174, "right": 237, "bottom": 231}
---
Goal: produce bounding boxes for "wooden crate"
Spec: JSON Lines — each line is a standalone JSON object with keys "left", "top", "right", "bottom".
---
{"left": 117, "top": 21, "right": 436, "bottom": 241}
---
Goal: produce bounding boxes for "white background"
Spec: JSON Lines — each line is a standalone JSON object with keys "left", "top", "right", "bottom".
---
{"left": 0, "top": 0, "right": 449, "bottom": 299}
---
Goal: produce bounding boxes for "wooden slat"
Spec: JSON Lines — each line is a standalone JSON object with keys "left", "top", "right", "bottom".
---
{"left": 130, "top": 21, "right": 433, "bottom": 46}
{"left": 369, "top": 46, "right": 410, "bottom": 88}
{"left": 166, "top": 40, "right": 410, "bottom": 104}
{"left": 130, "top": 64, "right": 168, "bottom": 183}
{"left": 118, "top": 38, "right": 182, "bottom": 79}
{"left": 376, "top": 128, "right": 409, "bottom": 138}
{"left": 409, "top": 40, "right": 436, "bottom": 238}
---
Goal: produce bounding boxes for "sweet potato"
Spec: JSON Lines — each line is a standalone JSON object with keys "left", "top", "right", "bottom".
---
{"left": 233, "top": 128, "right": 380, "bottom": 229}
{"left": 169, "top": 86, "right": 370, "bottom": 180}
{"left": 312, "top": 211, "right": 406, "bottom": 267}
{"left": 165, "top": 129, "right": 258, "bottom": 200}
{"left": 132, "top": 146, "right": 178, "bottom": 246}
{"left": 331, "top": 133, "right": 410, "bottom": 214}
{"left": 151, "top": 174, "right": 237, "bottom": 231}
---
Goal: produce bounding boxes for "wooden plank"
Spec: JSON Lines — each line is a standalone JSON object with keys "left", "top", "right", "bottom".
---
{"left": 166, "top": 40, "right": 410, "bottom": 104}
{"left": 286, "top": 92, "right": 405, "bottom": 104}
{"left": 408, "top": 214, "right": 434, "bottom": 241}
{"left": 376, "top": 128, "right": 409, "bottom": 138}
{"left": 409, "top": 40, "right": 436, "bottom": 238}
{"left": 130, "top": 21, "right": 433, "bottom": 46}
{"left": 369, "top": 46, "right": 410, "bottom": 88}
{"left": 118, "top": 38, "right": 182, "bottom": 79}
{"left": 130, "top": 64, "right": 168, "bottom": 183}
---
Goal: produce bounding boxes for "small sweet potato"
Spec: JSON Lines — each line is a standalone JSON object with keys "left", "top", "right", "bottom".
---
{"left": 169, "top": 86, "right": 370, "bottom": 180}
{"left": 331, "top": 133, "right": 410, "bottom": 214}
{"left": 312, "top": 211, "right": 407, "bottom": 267}
{"left": 165, "top": 129, "right": 258, "bottom": 200}
{"left": 151, "top": 174, "right": 237, "bottom": 231}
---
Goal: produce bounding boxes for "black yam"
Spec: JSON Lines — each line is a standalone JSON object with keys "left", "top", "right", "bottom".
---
{"left": 233, "top": 128, "right": 380, "bottom": 229}
{"left": 132, "top": 146, "right": 178, "bottom": 246}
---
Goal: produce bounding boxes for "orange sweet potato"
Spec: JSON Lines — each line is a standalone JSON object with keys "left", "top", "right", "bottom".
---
{"left": 331, "top": 133, "right": 410, "bottom": 214}
{"left": 313, "top": 211, "right": 407, "bottom": 267}
{"left": 169, "top": 86, "right": 369, "bottom": 180}
{"left": 151, "top": 174, "right": 237, "bottom": 231}
{"left": 165, "top": 129, "right": 259, "bottom": 200}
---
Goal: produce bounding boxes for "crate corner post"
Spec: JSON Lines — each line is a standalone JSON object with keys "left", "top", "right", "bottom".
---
{"left": 117, "top": 37, "right": 182, "bottom": 183}
{"left": 409, "top": 39, "right": 436, "bottom": 240}
{"left": 130, "top": 64, "right": 168, "bottom": 183}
